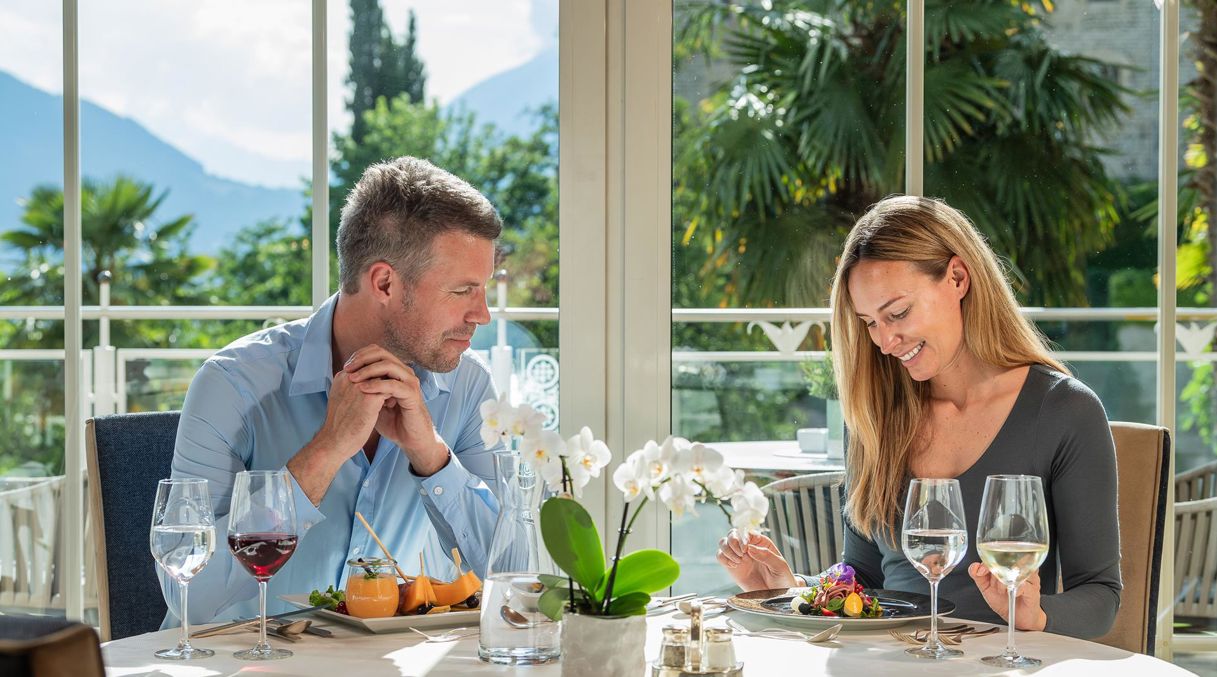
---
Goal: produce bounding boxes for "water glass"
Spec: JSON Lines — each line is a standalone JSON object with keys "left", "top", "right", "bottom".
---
{"left": 901, "top": 477, "right": 967, "bottom": 659}
{"left": 149, "top": 478, "right": 216, "bottom": 660}
{"left": 976, "top": 474, "right": 1050, "bottom": 668}
{"left": 228, "top": 469, "right": 298, "bottom": 661}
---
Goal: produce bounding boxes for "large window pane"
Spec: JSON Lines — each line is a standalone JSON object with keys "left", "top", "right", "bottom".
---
{"left": 0, "top": 0, "right": 69, "bottom": 619}
{"left": 1174, "top": 1, "right": 1217, "bottom": 654}
{"left": 328, "top": 0, "right": 560, "bottom": 416}
{"left": 671, "top": 0, "right": 905, "bottom": 594}
{"left": 74, "top": 1, "right": 311, "bottom": 330}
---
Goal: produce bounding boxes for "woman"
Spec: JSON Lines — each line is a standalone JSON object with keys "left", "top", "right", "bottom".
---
{"left": 717, "top": 196, "right": 1120, "bottom": 639}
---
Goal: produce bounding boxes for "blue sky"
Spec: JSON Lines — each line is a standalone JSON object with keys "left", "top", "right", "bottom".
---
{"left": 0, "top": 0, "right": 557, "bottom": 189}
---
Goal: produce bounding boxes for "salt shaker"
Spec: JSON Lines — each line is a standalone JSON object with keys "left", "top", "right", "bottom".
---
{"left": 703, "top": 627, "right": 736, "bottom": 671}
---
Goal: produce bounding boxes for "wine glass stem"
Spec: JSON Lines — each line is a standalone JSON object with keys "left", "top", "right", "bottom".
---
{"left": 1005, "top": 583, "right": 1018, "bottom": 657}
{"left": 179, "top": 580, "right": 190, "bottom": 650}
{"left": 258, "top": 579, "right": 269, "bottom": 649}
{"left": 928, "top": 578, "right": 940, "bottom": 647}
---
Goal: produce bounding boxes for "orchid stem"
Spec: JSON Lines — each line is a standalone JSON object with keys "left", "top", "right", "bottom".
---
{"left": 601, "top": 496, "right": 647, "bottom": 615}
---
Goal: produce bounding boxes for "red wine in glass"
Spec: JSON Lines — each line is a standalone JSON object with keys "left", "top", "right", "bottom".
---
{"left": 228, "top": 532, "right": 298, "bottom": 581}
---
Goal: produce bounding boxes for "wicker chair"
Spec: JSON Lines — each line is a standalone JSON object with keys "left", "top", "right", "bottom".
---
{"left": 761, "top": 472, "right": 846, "bottom": 577}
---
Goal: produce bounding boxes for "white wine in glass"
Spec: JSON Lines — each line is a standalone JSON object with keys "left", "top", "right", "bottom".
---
{"left": 901, "top": 478, "right": 968, "bottom": 659}
{"left": 976, "top": 475, "right": 1050, "bottom": 669}
{"left": 149, "top": 478, "right": 216, "bottom": 660}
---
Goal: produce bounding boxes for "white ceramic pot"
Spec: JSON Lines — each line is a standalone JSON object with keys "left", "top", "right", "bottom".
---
{"left": 560, "top": 611, "right": 647, "bottom": 677}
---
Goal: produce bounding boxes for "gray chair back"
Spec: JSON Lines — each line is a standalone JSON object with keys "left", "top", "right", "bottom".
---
{"left": 1175, "top": 495, "right": 1217, "bottom": 621}
{"left": 85, "top": 411, "right": 180, "bottom": 641}
{"left": 1177, "top": 460, "right": 1217, "bottom": 502}
{"left": 761, "top": 472, "right": 846, "bottom": 577}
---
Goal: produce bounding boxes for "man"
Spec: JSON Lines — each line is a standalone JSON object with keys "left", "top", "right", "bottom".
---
{"left": 160, "top": 156, "right": 502, "bottom": 625}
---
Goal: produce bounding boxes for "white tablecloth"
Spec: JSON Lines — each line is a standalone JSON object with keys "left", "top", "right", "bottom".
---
{"left": 102, "top": 610, "right": 1194, "bottom": 676}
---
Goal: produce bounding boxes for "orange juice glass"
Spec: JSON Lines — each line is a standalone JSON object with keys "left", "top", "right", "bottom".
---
{"left": 345, "top": 558, "right": 399, "bottom": 618}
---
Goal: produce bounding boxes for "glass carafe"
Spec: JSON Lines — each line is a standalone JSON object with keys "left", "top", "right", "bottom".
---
{"left": 478, "top": 450, "right": 561, "bottom": 665}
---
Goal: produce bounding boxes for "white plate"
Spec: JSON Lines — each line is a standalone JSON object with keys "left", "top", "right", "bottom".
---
{"left": 725, "top": 588, "right": 954, "bottom": 631}
{"left": 280, "top": 594, "right": 480, "bottom": 634}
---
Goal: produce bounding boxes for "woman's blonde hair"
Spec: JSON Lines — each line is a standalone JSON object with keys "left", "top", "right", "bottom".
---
{"left": 829, "top": 196, "right": 1067, "bottom": 540}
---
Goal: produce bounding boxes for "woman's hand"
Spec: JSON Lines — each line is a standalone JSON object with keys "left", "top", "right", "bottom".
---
{"left": 968, "top": 563, "right": 1047, "bottom": 631}
{"left": 716, "top": 529, "right": 797, "bottom": 592}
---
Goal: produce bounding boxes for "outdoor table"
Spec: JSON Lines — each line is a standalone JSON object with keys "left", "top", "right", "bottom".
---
{"left": 102, "top": 608, "right": 1194, "bottom": 676}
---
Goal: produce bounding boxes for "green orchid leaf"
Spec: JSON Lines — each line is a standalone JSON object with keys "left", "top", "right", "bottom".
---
{"left": 537, "top": 574, "right": 569, "bottom": 590}
{"left": 595, "top": 549, "right": 680, "bottom": 599}
{"left": 540, "top": 497, "right": 606, "bottom": 591}
{"left": 538, "top": 586, "right": 569, "bottom": 621}
{"left": 606, "top": 591, "right": 651, "bottom": 617}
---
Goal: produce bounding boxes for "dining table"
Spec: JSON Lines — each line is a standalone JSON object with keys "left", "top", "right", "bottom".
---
{"left": 102, "top": 606, "right": 1196, "bottom": 676}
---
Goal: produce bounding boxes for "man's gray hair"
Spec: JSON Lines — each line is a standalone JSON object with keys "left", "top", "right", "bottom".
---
{"left": 337, "top": 156, "right": 503, "bottom": 294}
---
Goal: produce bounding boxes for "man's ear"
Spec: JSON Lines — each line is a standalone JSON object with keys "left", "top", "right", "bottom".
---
{"left": 365, "top": 262, "right": 397, "bottom": 306}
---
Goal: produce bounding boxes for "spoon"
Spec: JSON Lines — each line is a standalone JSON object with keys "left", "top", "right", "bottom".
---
{"left": 501, "top": 605, "right": 549, "bottom": 629}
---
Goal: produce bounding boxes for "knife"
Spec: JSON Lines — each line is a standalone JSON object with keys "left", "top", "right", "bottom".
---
{"left": 190, "top": 604, "right": 330, "bottom": 638}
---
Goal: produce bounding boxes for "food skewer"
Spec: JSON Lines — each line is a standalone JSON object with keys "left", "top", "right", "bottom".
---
{"left": 354, "top": 510, "right": 413, "bottom": 582}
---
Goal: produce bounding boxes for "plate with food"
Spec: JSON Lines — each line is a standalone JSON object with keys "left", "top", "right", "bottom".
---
{"left": 282, "top": 549, "right": 483, "bottom": 634}
{"left": 725, "top": 563, "right": 954, "bottom": 630}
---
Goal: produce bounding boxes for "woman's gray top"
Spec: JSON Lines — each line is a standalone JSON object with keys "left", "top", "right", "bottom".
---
{"left": 833, "top": 365, "right": 1122, "bottom": 639}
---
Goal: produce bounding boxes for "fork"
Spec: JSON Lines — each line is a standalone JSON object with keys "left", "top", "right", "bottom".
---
{"left": 408, "top": 626, "right": 479, "bottom": 642}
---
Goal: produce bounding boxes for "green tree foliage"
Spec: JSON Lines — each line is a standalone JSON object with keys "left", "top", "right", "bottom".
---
{"left": 674, "top": 0, "right": 1130, "bottom": 309}
{"left": 331, "top": 95, "right": 559, "bottom": 315}
{"left": 0, "top": 176, "right": 213, "bottom": 349}
{"left": 347, "top": 0, "right": 427, "bottom": 145}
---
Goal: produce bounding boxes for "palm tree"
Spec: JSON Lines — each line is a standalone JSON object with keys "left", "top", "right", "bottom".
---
{"left": 674, "top": 0, "right": 1131, "bottom": 308}
{"left": 0, "top": 176, "right": 214, "bottom": 348}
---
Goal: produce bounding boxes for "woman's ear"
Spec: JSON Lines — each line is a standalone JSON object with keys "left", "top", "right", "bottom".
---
{"left": 947, "top": 256, "right": 970, "bottom": 299}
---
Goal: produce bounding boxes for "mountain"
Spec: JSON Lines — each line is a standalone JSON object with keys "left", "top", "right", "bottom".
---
{"left": 0, "top": 71, "right": 306, "bottom": 256}
{"left": 448, "top": 45, "right": 557, "bottom": 138}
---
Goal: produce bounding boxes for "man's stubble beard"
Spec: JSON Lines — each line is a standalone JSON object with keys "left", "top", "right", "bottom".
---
{"left": 383, "top": 290, "right": 463, "bottom": 374}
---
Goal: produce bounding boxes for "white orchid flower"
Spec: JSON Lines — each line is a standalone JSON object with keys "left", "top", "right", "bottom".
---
{"left": 520, "top": 430, "right": 565, "bottom": 479}
{"left": 478, "top": 394, "right": 518, "bottom": 448}
{"left": 641, "top": 437, "right": 685, "bottom": 484}
{"left": 566, "top": 426, "right": 612, "bottom": 477}
{"left": 705, "top": 465, "right": 743, "bottom": 498}
{"left": 613, "top": 451, "right": 652, "bottom": 502}
{"left": 729, "top": 481, "right": 769, "bottom": 535}
{"left": 658, "top": 474, "right": 699, "bottom": 518}
{"left": 511, "top": 402, "right": 547, "bottom": 440}
{"left": 674, "top": 443, "right": 724, "bottom": 488}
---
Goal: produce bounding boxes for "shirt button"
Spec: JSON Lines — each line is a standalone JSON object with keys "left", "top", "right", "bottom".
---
{"left": 303, "top": 521, "right": 313, "bottom": 529}
{"left": 419, "top": 488, "right": 427, "bottom": 496}
{"left": 432, "top": 486, "right": 444, "bottom": 497}
{"left": 363, "top": 480, "right": 370, "bottom": 488}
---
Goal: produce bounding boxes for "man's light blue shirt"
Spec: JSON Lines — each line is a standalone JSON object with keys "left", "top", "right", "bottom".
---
{"left": 160, "top": 293, "right": 501, "bottom": 626}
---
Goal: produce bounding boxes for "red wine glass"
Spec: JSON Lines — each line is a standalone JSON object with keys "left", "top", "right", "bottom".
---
{"left": 227, "top": 470, "right": 298, "bottom": 661}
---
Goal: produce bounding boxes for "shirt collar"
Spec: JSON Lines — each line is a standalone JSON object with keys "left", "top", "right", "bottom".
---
{"left": 289, "top": 293, "right": 452, "bottom": 401}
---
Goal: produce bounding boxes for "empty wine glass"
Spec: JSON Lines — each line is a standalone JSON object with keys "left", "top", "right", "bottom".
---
{"left": 149, "top": 478, "right": 216, "bottom": 660}
{"left": 228, "top": 469, "right": 298, "bottom": 661}
{"left": 901, "top": 478, "right": 968, "bottom": 659}
{"left": 976, "top": 474, "right": 1050, "bottom": 668}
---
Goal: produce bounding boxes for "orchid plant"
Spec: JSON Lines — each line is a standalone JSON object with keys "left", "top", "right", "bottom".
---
{"left": 479, "top": 393, "right": 769, "bottom": 618}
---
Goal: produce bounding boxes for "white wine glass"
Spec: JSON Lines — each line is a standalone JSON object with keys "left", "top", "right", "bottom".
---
{"left": 901, "top": 478, "right": 968, "bottom": 659}
{"left": 976, "top": 474, "right": 1050, "bottom": 668}
{"left": 228, "top": 469, "right": 298, "bottom": 661}
{"left": 149, "top": 478, "right": 216, "bottom": 660}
